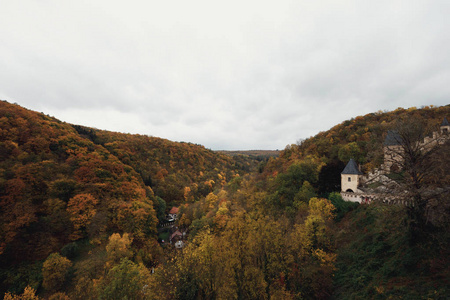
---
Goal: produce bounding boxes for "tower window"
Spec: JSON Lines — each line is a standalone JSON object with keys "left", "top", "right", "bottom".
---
{"left": 348, "top": 177, "right": 351, "bottom": 182}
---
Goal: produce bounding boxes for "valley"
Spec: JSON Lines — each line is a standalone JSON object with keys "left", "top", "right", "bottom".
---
{"left": 1, "top": 101, "right": 449, "bottom": 299}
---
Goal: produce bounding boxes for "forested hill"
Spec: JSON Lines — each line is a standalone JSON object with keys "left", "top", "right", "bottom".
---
{"left": 266, "top": 105, "right": 450, "bottom": 195}
{"left": 71, "top": 126, "right": 250, "bottom": 207}
{"left": 247, "top": 105, "right": 450, "bottom": 298}
{"left": 217, "top": 150, "right": 280, "bottom": 158}
{"left": 1, "top": 101, "right": 449, "bottom": 299}
{"left": 284, "top": 105, "right": 449, "bottom": 167}
{"left": 0, "top": 101, "right": 253, "bottom": 295}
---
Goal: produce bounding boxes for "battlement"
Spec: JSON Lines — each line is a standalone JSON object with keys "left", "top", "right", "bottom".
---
{"left": 340, "top": 191, "right": 413, "bottom": 205}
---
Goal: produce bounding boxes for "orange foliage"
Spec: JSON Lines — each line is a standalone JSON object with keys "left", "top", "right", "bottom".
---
{"left": 67, "top": 194, "right": 98, "bottom": 240}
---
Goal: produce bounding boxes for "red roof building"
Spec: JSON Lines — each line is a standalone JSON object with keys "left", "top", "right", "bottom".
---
{"left": 169, "top": 207, "right": 179, "bottom": 215}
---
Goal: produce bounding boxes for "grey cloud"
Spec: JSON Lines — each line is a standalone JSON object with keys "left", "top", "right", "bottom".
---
{"left": 1, "top": 1, "right": 449, "bottom": 150}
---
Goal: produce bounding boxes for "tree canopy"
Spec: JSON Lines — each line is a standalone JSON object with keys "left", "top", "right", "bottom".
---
{"left": 1, "top": 101, "right": 449, "bottom": 299}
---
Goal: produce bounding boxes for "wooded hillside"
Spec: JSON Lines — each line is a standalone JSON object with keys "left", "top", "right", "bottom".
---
{"left": 0, "top": 101, "right": 253, "bottom": 297}
{"left": 1, "top": 101, "right": 448, "bottom": 299}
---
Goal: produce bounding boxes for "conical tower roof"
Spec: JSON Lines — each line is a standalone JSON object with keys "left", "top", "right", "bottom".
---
{"left": 441, "top": 117, "right": 449, "bottom": 126}
{"left": 341, "top": 159, "right": 362, "bottom": 175}
{"left": 384, "top": 130, "right": 402, "bottom": 146}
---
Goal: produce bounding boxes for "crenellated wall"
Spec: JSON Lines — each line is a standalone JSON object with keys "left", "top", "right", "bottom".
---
{"left": 340, "top": 191, "right": 413, "bottom": 206}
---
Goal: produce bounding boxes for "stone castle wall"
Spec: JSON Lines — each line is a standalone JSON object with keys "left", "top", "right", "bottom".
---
{"left": 340, "top": 121, "right": 448, "bottom": 204}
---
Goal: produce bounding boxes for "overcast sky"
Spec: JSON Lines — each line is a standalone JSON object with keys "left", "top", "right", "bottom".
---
{"left": 1, "top": 1, "right": 449, "bottom": 150}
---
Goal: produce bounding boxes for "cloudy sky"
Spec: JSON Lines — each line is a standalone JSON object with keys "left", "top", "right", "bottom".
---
{"left": 1, "top": 1, "right": 449, "bottom": 150}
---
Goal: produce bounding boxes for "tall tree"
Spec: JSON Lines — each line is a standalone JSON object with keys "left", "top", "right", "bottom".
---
{"left": 384, "top": 119, "right": 449, "bottom": 241}
{"left": 42, "top": 253, "right": 72, "bottom": 292}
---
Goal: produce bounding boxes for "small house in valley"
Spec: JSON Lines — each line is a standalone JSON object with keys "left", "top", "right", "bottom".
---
{"left": 168, "top": 207, "right": 179, "bottom": 220}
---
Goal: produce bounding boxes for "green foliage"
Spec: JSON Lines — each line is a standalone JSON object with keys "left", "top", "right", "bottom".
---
{"left": 268, "top": 158, "right": 322, "bottom": 212}
{"left": 0, "top": 261, "right": 43, "bottom": 296}
{"left": 60, "top": 242, "right": 79, "bottom": 260}
{"left": 317, "top": 160, "right": 345, "bottom": 196}
{"left": 48, "top": 179, "right": 78, "bottom": 202}
{"left": 227, "top": 175, "right": 243, "bottom": 193}
{"left": 328, "top": 192, "right": 358, "bottom": 220}
{"left": 97, "top": 258, "right": 149, "bottom": 300}
{"left": 42, "top": 253, "right": 72, "bottom": 292}
{"left": 189, "top": 217, "right": 212, "bottom": 238}
{"left": 338, "top": 142, "right": 364, "bottom": 164}
{"left": 155, "top": 196, "right": 166, "bottom": 221}
{"left": 333, "top": 204, "right": 450, "bottom": 298}
{"left": 176, "top": 271, "right": 199, "bottom": 300}
{"left": 294, "top": 181, "right": 317, "bottom": 207}
{"left": 158, "top": 231, "right": 170, "bottom": 243}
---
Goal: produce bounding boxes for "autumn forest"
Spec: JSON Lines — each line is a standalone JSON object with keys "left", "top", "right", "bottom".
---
{"left": 1, "top": 101, "right": 449, "bottom": 299}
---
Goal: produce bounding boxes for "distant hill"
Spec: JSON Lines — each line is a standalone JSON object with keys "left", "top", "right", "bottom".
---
{"left": 217, "top": 149, "right": 280, "bottom": 159}
{"left": 72, "top": 126, "right": 246, "bottom": 207}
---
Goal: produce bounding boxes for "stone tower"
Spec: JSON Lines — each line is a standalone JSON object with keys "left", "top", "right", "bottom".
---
{"left": 441, "top": 117, "right": 449, "bottom": 134}
{"left": 341, "top": 159, "right": 362, "bottom": 193}
{"left": 383, "top": 130, "right": 403, "bottom": 172}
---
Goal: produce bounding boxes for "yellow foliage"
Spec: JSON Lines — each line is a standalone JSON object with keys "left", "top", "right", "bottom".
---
{"left": 291, "top": 198, "right": 336, "bottom": 256}
{"left": 216, "top": 201, "right": 229, "bottom": 216}
{"left": 4, "top": 286, "right": 39, "bottom": 300}
{"left": 205, "top": 192, "right": 218, "bottom": 209}
{"left": 214, "top": 201, "right": 231, "bottom": 229}
{"left": 183, "top": 186, "right": 194, "bottom": 202}
{"left": 308, "top": 197, "right": 336, "bottom": 221}
{"left": 178, "top": 213, "right": 192, "bottom": 227}
{"left": 106, "top": 233, "right": 133, "bottom": 268}
{"left": 217, "top": 189, "right": 228, "bottom": 200}
{"left": 312, "top": 248, "right": 337, "bottom": 270}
